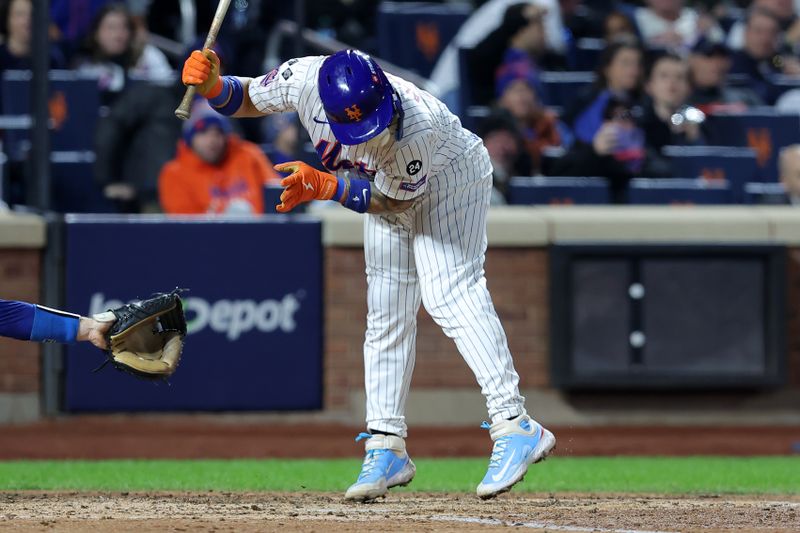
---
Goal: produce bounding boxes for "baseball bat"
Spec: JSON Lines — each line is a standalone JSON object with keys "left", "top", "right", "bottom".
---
{"left": 174, "top": 0, "right": 233, "bottom": 120}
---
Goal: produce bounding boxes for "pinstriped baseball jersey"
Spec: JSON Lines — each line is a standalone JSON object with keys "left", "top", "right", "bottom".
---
{"left": 247, "top": 54, "right": 527, "bottom": 438}
{"left": 248, "top": 56, "right": 492, "bottom": 201}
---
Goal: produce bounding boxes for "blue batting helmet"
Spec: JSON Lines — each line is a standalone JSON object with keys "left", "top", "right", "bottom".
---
{"left": 318, "top": 50, "right": 395, "bottom": 145}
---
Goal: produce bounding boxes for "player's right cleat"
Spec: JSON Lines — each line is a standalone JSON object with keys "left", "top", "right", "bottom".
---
{"left": 344, "top": 432, "right": 416, "bottom": 502}
{"left": 476, "top": 414, "right": 556, "bottom": 500}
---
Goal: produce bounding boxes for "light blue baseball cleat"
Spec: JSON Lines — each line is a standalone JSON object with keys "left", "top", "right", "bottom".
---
{"left": 476, "top": 414, "right": 556, "bottom": 499}
{"left": 344, "top": 432, "right": 416, "bottom": 502}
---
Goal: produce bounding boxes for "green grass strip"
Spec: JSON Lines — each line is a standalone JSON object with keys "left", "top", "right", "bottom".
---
{"left": 0, "top": 457, "right": 797, "bottom": 494}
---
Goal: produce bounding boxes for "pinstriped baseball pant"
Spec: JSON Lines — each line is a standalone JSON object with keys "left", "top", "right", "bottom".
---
{"left": 363, "top": 173, "right": 526, "bottom": 438}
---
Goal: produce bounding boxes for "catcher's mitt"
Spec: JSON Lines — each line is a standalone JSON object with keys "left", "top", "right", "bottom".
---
{"left": 101, "top": 289, "right": 187, "bottom": 379}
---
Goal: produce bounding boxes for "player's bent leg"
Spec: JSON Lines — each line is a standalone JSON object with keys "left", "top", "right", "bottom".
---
{"left": 476, "top": 414, "right": 556, "bottom": 499}
{"left": 414, "top": 178, "right": 526, "bottom": 422}
{"left": 344, "top": 432, "right": 416, "bottom": 502}
{"left": 363, "top": 213, "right": 422, "bottom": 437}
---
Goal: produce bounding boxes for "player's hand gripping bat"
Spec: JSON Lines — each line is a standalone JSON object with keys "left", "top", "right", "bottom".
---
{"left": 175, "top": 0, "right": 233, "bottom": 120}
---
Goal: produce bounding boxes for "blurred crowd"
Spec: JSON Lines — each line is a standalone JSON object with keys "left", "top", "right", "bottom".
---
{"left": 0, "top": 0, "right": 300, "bottom": 214}
{"left": 461, "top": 0, "right": 800, "bottom": 203}
{"left": 2, "top": 0, "right": 800, "bottom": 213}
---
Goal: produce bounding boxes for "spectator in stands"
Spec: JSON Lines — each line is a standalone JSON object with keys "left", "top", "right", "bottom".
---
{"left": 467, "top": 2, "right": 565, "bottom": 107}
{"left": 688, "top": 38, "right": 763, "bottom": 113}
{"left": 85, "top": 4, "right": 178, "bottom": 213}
{"left": 49, "top": 0, "right": 113, "bottom": 58}
{"left": 779, "top": 144, "right": 800, "bottom": 204}
{"left": 634, "top": 0, "right": 724, "bottom": 50}
{"left": 641, "top": 52, "right": 705, "bottom": 154}
{"left": 158, "top": 105, "right": 281, "bottom": 215}
{"left": 494, "top": 66, "right": 561, "bottom": 173}
{"left": 564, "top": 37, "right": 643, "bottom": 145}
{"left": 0, "top": 0, "right": 65, "bottom": 70}
{"left": 730, "top": 7, "right": 800, "bottom": 104}
{"left": 93, "top": 80, "right": 184, "bottom": 213}
{"left": 73, "top": 3, "right": 172, "bottom": 98}
{"left": 479, "top": 110, "right": 532, "bottom": 204}
{"left": 604, "top": 11, "right": 639, "bottom": 43}
{"left": 639, "top": 51, "right": 707, "bottom": 177}
{"left": 553, "top": 96, "right": 647, "bottom": 203}
{"left": 727, "top": 0, "right": 800, "bottom": 52}
{"left": 430, "top": 0, "right": 566, "bottom": 113}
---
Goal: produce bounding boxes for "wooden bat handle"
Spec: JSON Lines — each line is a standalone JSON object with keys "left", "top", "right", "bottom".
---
{"left": 174, "top": 0, "right": 233, "bottom": 120}
{"left": 175, "top": 86, "right": 197, "bottom": 120}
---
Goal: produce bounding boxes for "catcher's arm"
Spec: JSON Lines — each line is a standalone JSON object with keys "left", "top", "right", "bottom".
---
{"left": 0, "top": 299, "right": 113, "bottom": 349}
{"left": 77, "top": 314, "right": 115, "bottom": 350}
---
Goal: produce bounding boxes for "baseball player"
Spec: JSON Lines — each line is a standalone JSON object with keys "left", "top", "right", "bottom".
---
{"left": 0, "top": 299, "right": 114, "bottom": 349}
{"left": 182, "top": 48, "right": 556, "bottom": 501}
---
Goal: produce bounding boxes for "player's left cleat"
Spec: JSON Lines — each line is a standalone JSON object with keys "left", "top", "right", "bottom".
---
{"left": 476, "top": 414, "right": 556, "bottom": 500}
{"left": 344, "top": 432, "right": 416, "bottom": 502}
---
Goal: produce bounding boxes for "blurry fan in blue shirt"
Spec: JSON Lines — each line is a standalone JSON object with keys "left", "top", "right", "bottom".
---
{"left": 564, "top": 37, "right": 643, "bottom": 144}
{"left": 553, "top": 96, "right": 648, "bottom": 203}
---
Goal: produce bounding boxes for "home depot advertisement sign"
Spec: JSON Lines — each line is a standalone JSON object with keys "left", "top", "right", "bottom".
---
{"left": 63, "top": 215, "right": 323, "bottom": 411}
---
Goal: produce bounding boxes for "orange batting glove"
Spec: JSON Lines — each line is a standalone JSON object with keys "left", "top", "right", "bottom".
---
{"left": 274, "top": 161, "right": 339, "bottom": 213}
{"left": 182, "top": 49, "right": 222, "bottom": 98}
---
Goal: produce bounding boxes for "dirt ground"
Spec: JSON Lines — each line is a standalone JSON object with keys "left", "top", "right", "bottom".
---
{"left": 0, "top": 491, "right": 798, "bottom": 532}
{"left": 1, "top": 417, "right": 800, "bottom": 458}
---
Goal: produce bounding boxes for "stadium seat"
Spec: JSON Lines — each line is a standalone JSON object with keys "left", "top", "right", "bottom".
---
{"left": 570, "top": 38, "right": 604, "bottom": 71}
{"left": 462, "top": 105, "right": 490, "bottom": 133}
{"left": 743, "top": 182, "right": 788, "bottom": 205}
{"left": 728, "top": 73, "right": 800, "bottom": 102}
{"left": 661, "top": 145, "right": 758, "bottom": 203}
{"left": 377, "top": 2, "right": 471, "bottom": 78}
{"left": 457, "top": 46, "right": 474, "bottom": 120}
{"left": 627, "top": 178, "right": 733, "bottom": 205}
{"left": 704, "top": 110, "right": 800, "bottom": 181}
{"left": 507, "top": 176, "right": 610, "bottom": 205}
{"left": 51, "top": 151, "right": 117, "bottom": 213}
{"left": 2, "top": 70, "right": 100, "bottom": 159}
{"left": 539, "top": 71, "right": 595, "bottom": 111}
{"left": 771, "top": 74, "right": 800, "bottom": 101}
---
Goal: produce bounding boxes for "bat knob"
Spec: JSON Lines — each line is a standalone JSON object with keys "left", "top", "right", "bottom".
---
{"left": 175, "top": 109, "right": 191, "bottom": 120}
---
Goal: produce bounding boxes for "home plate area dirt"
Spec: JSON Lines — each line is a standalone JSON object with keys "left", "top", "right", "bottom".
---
{"left": 1, "top": 492, "right": 799, "bottom": 532}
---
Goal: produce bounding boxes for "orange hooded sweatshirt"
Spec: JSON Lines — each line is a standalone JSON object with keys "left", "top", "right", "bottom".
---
{"left": 158, "top": 136, "right": 281, "bottom": 215}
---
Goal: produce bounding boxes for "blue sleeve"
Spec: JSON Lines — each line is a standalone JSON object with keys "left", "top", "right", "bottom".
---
{"left": 0, "top": 299, "right": 79, "bottom": 343}
{"left": 573, "top": 91, "right": 612, "bottom": 144}
{"left": 0, "top": 299, "right": 35, "bottom": 340}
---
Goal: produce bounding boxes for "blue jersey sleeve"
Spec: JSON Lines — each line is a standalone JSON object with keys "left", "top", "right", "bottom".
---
{"left": 0, "top": 299, "right": 36, "bottom": 340}
{"left": 0, "top": 299, "right": 80, "bottom": 343}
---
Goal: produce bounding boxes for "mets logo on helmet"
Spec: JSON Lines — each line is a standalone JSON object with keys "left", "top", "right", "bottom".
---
{"left": 344, "top": 104, "right": 363, "bottom": 122}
